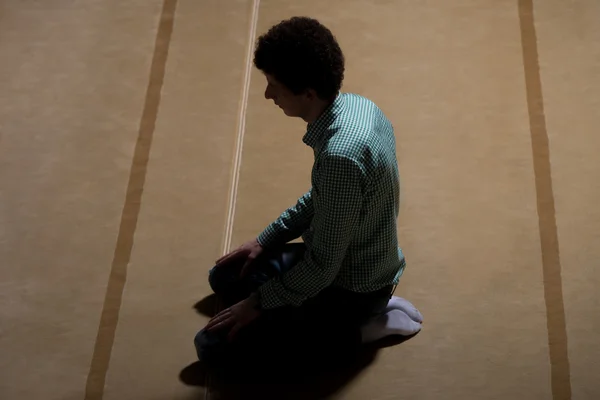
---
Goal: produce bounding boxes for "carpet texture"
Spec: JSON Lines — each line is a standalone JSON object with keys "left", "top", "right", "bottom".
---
{"left": 1, "top": 0, "right": 598, "bottom": 399}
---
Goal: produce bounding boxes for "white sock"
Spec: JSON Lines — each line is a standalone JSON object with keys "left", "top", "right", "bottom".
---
{"left": 386, "top": 296, "right": 423, "bottom": 323}
{"left": 360, "top": 309, "right": 422, "bottom": 343}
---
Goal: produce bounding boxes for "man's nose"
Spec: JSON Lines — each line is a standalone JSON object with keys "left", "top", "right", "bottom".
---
{"left": 264, "top": 88, "right": 272, "bottom": 100}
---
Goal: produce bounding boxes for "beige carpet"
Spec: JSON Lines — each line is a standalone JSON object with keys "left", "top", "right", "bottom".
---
{"left": 1, "top": 0, "right": 599, "bottom": 399}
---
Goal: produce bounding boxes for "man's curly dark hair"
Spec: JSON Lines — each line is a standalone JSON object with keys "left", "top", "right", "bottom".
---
{"left": 253, "top": 16, "right": 345, "bottom": 100}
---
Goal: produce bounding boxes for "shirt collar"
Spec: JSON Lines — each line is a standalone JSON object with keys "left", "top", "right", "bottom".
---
{"left": 302, "top": 93, "right": 345, "bottom": 148}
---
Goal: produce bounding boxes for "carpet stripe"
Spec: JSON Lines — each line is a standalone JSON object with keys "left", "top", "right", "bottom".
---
{"left": 518, "top": 1, "right": 572, "bottom": 399}
{"left": 83, "top": 1, "right": 178, "bottom": 399}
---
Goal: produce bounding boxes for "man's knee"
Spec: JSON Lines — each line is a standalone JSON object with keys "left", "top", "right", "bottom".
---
{"left": 207, "top": 267, "right": 220, "bottom": 293}
{"left": 193, "top": 329, "right": 207, "bottom": 360}
{"left": 194, "top": 328, "right": 225, "bottom": 364}
{"left": 208, "top": 263, "right": 243, "bottom": 295}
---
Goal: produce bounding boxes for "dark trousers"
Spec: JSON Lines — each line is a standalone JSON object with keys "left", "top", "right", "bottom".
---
{"left": 194, "top": 243, "right": 393, "bottom": 375}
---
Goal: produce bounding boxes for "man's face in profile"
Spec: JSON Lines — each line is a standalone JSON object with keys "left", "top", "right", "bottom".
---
{"left": 263, "top": 74, "right": 311, "bottom": 119}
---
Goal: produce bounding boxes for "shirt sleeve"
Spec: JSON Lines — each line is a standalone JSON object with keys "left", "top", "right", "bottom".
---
{"left": 256, "top": 189, "right": 314, "bottom": 248}
{"left": 258, "top": 155, "right": 365, "bottom": 309}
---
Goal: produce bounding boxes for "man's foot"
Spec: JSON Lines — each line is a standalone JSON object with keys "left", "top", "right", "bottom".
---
{"left": 360, "top": 309, "right": 422, "bottom": 343}
{"left": 386, "top": 296, "right": 423, "bottom": 323}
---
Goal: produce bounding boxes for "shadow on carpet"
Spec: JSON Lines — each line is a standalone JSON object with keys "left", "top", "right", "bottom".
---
{"left": 183, "top": 294, "right": 418, "bottom": 399}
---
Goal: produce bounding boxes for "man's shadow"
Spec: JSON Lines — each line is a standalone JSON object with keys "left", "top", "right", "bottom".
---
{"left": 180, "top": 294, "right": 419, "bottom": 399}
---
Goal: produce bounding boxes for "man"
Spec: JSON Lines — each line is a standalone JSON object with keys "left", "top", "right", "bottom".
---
{"left": 194, "top": 16, "right": 422, "bottom": 372}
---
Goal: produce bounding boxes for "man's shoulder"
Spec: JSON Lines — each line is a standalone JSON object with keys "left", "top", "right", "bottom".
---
{"left": 318, "top": 132, "right": 373, "bottom": 182}
{"left": 338, "top": 92, "right": 380, "bottom": 116}
{"left": 326, "top": 95, "right": 385, "bottom": 148}
{"left": 336, "top": 93, "right": 391, "bottom": 132}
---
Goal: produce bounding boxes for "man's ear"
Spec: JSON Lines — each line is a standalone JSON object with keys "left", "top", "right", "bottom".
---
{"left": 305, "top": 88, "right": 319, "bottom": 100}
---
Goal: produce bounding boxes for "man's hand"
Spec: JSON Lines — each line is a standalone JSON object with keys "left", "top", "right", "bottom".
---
{"left": 215, "top": 238, "right": 264, "bottom": 277}
{"left": 205, "top": 294, "right": 261, "bottom": 341}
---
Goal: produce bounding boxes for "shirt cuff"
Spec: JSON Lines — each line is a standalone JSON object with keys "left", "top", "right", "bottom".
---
{"left": 257, "top": 279, "right": 286, "bottom": 309}
{"left": 257, "top": 223, "right": 280, "bottom": 248}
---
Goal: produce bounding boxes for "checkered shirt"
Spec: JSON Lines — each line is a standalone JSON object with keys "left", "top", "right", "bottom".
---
{"left": 257, "top": 93, "right": 406, "bottom": 309}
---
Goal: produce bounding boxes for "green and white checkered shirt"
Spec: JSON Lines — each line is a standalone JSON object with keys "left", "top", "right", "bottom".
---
{"left": 257, "top": 93, "right": 406, "bottom": 309}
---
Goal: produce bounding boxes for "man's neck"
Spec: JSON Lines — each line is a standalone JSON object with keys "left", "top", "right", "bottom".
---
{"left": 303, "top": 95, "right": 336, "bottom": 124}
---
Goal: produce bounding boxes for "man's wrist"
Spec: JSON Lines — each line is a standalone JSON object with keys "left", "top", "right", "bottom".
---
{"left": 249, "top": 291, "right": 262, "bottom": 310}
{"left": 257, "top": 224, "right": 281, "bottom": 248}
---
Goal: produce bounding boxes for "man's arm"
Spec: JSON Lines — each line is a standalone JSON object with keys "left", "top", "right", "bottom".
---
{"left": 257, "top": 189, "right": 314, "bottom": 248}
{"left": 257, "top": 155, "right": 365, "bottom": 308}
